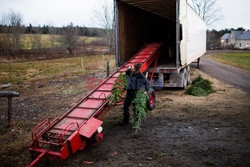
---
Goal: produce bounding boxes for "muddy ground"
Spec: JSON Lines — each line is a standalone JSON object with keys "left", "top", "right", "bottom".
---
{"left": 0, "top": 67, "right": 249, "bottom": 167}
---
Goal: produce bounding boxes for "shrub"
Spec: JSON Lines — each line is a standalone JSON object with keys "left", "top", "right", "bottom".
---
{"left": 186, "top": 75, "right": 216, "bottom": 96}
{"left": 88, "top": 39, "right": 107, "bottom": 46}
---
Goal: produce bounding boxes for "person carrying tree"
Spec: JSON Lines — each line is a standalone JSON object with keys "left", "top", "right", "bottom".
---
{"left": 121, "top": 63, "right": 150, "bottom": 124}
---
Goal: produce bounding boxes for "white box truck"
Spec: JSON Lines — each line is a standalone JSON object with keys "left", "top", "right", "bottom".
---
{"left": 114, "top": 0, "right": 206, "bottom": 88}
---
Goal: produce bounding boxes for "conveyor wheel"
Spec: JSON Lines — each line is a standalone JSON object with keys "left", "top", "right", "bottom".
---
{"left": 147, "top": 88, "right": 155, "bottom": 110}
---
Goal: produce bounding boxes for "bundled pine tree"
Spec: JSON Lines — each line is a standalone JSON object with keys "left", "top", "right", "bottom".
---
{"left": 108, "top": 73, "right": 127, "bottom": 105}
{"left": 132, "top": 89, "right": 148, "bottom": 134}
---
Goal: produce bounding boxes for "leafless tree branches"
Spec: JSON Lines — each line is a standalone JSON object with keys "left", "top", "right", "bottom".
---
{"left": 31, "top": 26, "right": 42, "bottom": 50}
{"left": 48, "top": 26, "right": 58, "bottom": 49}
{"left": 62, "top": 22, "right": 79, "bottom": 55}
{"left": 92, "top": 0, "right": 114, "bottom": 53}
{"left": 190, "top": 0, "right": 223, "bottom": 26}
{"left": 0, "top": 10, "right": 24, "bottom": 54}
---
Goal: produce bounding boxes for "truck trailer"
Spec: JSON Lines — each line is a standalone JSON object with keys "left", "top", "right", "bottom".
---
{"left": 114, "top": 0, "right": 207, "bottom": 88}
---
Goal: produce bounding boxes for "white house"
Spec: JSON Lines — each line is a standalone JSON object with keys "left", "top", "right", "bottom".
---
{"left": 221, "top": 31, "right": 250, "bottom": 49}
{"left": 220, "top": 33, "right": 230, "bottom": 47}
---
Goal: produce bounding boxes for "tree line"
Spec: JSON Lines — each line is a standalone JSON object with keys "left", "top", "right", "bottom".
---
{"left": 0, "top": 10, "right": 114, "bottom": 57}
{"left": 0, "top": 23, "right": 101, "bottom": 37}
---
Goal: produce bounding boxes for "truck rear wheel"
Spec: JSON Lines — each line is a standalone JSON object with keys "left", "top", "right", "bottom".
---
{"left": 147, "top": 88, "right": 155, "bottom": 111}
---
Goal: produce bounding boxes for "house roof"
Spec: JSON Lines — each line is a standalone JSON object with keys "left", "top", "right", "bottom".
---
{"left": 232, "top": 31, "right": 250, "bottom": 40}
{"left": 239, "top": 31, "right": 250, "bottom": 40}
{"left": 221, "top": 33, "right": 230, "bottom": 40}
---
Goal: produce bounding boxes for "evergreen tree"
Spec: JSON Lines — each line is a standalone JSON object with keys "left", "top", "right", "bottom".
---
{"left": 25, "top": 23, "right": 33, "bottom": 34}
{"left": 42, "top": 24, "right": 49, "bottom": 34}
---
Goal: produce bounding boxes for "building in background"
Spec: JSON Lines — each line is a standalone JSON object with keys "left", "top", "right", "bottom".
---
{"left": 221, "top": 31, "right": 250, "bottom": 49}
{"left": 220, "top": 33, "right": 230, "bottom": 48}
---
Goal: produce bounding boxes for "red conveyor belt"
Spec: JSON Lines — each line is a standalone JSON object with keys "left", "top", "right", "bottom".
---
{"left": 27, "top": 43, "right": 162, "bottom": 167}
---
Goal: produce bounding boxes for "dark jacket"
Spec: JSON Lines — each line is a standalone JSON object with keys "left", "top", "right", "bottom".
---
{"left": 125, "top": 68, "right": 150, "bottom": 94}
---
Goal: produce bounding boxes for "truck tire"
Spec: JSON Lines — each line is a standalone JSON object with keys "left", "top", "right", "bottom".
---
{"left": 147, "top": 88, "right": 155, "bottom": 111}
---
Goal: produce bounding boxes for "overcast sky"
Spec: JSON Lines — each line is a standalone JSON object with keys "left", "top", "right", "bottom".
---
{"left": 0, "top": 0, "right": 249, "bottom": 30}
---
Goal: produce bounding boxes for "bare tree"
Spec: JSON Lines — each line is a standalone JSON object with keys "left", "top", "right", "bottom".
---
{"left": 48, "top": 26, "right": 58, "bottom": 49}
{"left": 92, "top": 0, "right": 114, "bottom": 53}
{"left": 0, "top": 10, "right": 24, "bottom": 54}
{"left": 62, "top": 22, "right": 79, "bottom": 55}
{"left": 31, "top": 26, "right": 42, "bottom": 50}
{"left": 0, "top": 25, "right": 12, "bottom": 55}
{"left": 189, "top": 0, "right": 223, "bottom": 26}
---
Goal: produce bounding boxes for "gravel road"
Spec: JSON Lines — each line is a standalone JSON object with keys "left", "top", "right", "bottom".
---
{"left": 198, "top": 56, "right": 250, "bottom": 96}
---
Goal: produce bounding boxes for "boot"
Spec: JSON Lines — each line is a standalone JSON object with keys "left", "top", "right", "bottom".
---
{"left": 122, "top": 115, "right": 129, "bottom": 124}
{"left": 119, "top": 115, "right": 130, "bottom": 125}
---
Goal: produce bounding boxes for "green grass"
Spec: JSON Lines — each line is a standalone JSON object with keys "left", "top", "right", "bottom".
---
{"left": 79, "top": 36, "right": 98, "bottom": 43}
{"left": 207, "top": 52, "right": 250, "bottom": 70}
{"left": 0, "top": 54, "right": 115, "bottom": 166}
{"left": 0, "top": 55, "right": 115, "bottom": 85}
{"left": 21, "top": 34, "right": 59, "bottom": 49}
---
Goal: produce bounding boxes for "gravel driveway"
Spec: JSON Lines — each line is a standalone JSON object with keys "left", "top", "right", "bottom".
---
{"left": 198, "top": 56, "right": 250, "bottom": 96}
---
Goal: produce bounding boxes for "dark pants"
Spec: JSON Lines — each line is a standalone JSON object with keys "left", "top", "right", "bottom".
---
{"left": 123, "top": 91, "right": 135, "bottom": 122}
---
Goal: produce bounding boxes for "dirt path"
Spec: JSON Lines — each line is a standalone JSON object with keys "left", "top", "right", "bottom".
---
{"left": 63, "top": 68, "right": 250, "bottom": 167}
{"left": 0, "top": 66, "right": 249, "bottom": 167}
{"left": 198, "top": 56, "right": 250, "bottom": 96}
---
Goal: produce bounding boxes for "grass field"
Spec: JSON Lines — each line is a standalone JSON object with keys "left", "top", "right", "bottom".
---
{"left": 0, "top": 54, "right": 115, "bottom": 166}
{"left": 207, "top": 52, "right": 250, "bottom": 70}
{"left": 20, "top": 34, "right": 59, "bottom": 49}
{"left": 0, "top": 54, "right": 115, "bottom": 85}
{"left": 0, "top": 33, "right": 99, "bottom": 50}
